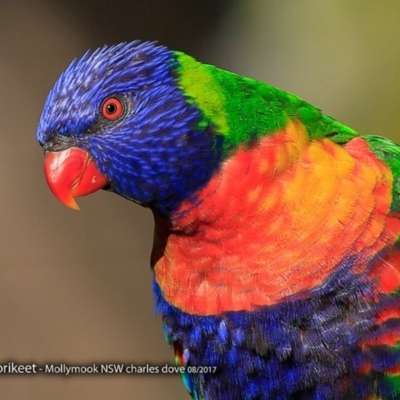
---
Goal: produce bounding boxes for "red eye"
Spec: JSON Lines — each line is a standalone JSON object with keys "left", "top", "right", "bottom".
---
{"left": 101, "top": 97, "right": 124, "bottom": 120}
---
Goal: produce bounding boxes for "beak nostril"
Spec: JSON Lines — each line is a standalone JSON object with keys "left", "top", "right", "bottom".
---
{"left": 42, "top": 132, "right": 77, "bottom": 152}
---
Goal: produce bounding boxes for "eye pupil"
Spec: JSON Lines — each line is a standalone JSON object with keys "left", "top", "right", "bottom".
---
{"left": 106, "top": 103, "right": 117, "bottom": 114}
{"left": 101, "top": 97, "right": 124, "bottom": 120}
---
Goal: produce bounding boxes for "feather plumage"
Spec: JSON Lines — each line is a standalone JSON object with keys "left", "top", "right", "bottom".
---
{"left": 37, "top": 41, "right": 400, "bottom": 399}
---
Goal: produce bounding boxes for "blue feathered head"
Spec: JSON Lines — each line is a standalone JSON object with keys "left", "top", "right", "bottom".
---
{"left": 37, "top": 41, "right": 223, "bottom": 216}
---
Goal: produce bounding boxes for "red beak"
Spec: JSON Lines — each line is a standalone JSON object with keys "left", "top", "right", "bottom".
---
{"left": 44, "top": 147, "right": 109, "bottom": 210}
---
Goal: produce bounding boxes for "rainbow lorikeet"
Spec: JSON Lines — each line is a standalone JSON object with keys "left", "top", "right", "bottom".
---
{"left": 37, "top": 41, "right": 400, "bottom": 399}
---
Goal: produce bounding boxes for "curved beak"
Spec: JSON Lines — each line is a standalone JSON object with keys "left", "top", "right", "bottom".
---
{"left": 44, "top": 147, "right": 109, "bottom": 210}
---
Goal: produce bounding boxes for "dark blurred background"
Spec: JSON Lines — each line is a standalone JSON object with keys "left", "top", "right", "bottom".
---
{"left": 2, "top": 1, "right": 400, "bottom": 399}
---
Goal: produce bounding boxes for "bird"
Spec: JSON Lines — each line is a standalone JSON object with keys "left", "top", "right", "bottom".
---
{"left": 37, "top": 41, "right": 400, "bottom": 399}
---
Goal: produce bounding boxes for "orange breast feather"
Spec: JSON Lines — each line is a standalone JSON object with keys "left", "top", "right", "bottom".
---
{"left": 154, "top": 120, "right": 400, "bottom": 315}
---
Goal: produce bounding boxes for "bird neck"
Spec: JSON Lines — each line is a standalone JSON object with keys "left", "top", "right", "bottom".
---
{"left": 151, "top": 120, "right": 400, "bottom": 315}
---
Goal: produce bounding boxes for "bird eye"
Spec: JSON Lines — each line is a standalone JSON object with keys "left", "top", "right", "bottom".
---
{"left": 101, "top": 97, "right": 124, "bottom": 120}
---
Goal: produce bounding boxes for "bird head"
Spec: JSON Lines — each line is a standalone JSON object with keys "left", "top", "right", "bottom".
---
{"left": 37, "top": 41, "right": 223, "bottom": 217}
